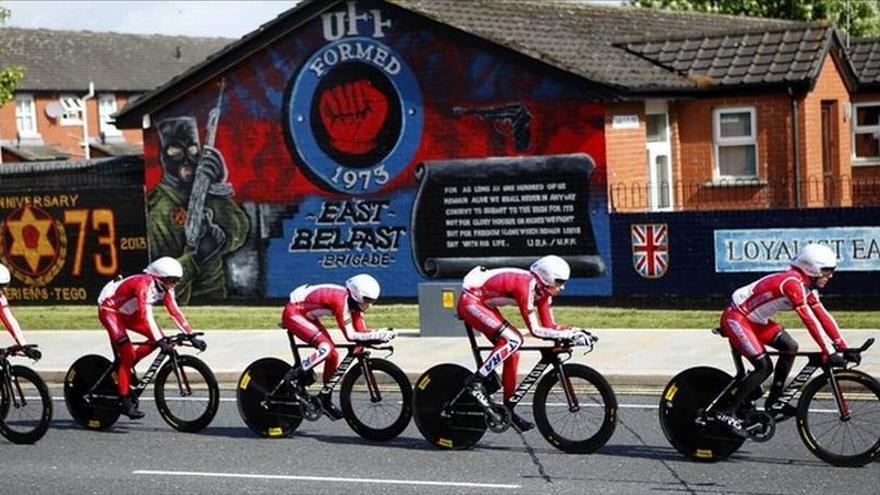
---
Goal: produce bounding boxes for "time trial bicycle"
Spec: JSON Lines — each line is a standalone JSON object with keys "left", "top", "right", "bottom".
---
{"left": 64, "top": 332, "right": 219, "bottom": 432}
{"left": 0, "top": 344, "right": 52, "bottom": 444}
{"left": 659, "top": 330, "right": 878, "bottom": 467}
{"left": 412, "top": 323, "right": 617, "bottom": 453}
{"left": 237, "top": 331, "right": 412, "bottom": 441}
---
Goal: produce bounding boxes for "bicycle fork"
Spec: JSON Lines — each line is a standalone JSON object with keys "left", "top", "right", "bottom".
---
{"left": 1, "top": 363, "right": 26, "bottom": 409}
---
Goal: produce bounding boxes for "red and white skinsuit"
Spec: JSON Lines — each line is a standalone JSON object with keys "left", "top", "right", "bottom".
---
{"left": 282, "top": 284, "right": 383, "bottom": 382}
{"left": 99, "top": 273, "right": 192, "bottom": 395}
{"left": 0, "top": 292, "right": 28, "bottom": 347}
{"left": 457, "top": 267, "right": 568, "bottom": 401}
{"left": 720, "top": 267, "right": 846, "bottom": 359}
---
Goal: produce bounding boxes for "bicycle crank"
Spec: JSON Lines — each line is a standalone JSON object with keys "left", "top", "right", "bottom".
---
{"left": 485, "top": 403, "right": 511, "bottom": 433}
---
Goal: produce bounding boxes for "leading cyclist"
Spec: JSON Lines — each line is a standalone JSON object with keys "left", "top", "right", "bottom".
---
{"left": 0, "top": 263, "right": 40, "bottom": 360}
{"left": 456, "top": 255, "right": 592, "bottom": 432}
{"left": 97, "top": 257, "right": 205, "bottom": 420}
{"left": 280, "top": 274, "right": 395, "bottom": 420}
{"left": 714, "top": 243, "right": 850, "bottom": 437}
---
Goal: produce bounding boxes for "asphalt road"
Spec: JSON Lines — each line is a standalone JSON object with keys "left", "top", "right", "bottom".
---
{"left": 4, "top": 391, "right": 878, "bottom": 495}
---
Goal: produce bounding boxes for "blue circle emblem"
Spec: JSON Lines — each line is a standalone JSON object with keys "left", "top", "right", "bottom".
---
{"left": 287, "top": 37, "right": 423, "bottom": 194}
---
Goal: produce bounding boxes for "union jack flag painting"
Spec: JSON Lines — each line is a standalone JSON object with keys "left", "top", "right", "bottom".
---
{"left": 631, "top": 223, "right": 669, "bottom": 278}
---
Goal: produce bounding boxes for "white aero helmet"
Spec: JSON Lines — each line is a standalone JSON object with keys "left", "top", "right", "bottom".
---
{"left": 530, "top": 255, "right": 571, "bottom": 287}
{"left": 346, "top": 274, "right": 380, "bottom": 303}
{"left": 144, "top": 256, "right": 184, "bottom": 279}
{"left": 790, "top": 243, "right": 837, "bottom": 277}
{"left": 0, "top": 264, "right": 10, "bottom": 285}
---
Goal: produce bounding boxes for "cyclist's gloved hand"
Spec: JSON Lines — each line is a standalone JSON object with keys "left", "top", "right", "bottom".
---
{"left": 156, "top": 338, "right": 175, "bottom": 354}
{"left": 191, "top": 337, "right": 207, "bottom": 352}
{"left": 377, "top": 329, "right": 396, "bottom": 343}
{"left": 844, "top": 350, "right": 861, "bottom": 366}
{"left": 826, "top": 352, "right": 846, "bottom": 368}
{"left": 570, "top": 329, "right": 592, "bottom": 347}
{"left": 23, "top": 346, "right": 41, "bottom": 361}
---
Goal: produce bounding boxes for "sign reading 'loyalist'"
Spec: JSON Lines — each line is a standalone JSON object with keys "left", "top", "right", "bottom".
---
{"left": 714, "top": 227, "right": 880, "bottom": 272}
{"left": 0, "top": 186, "right": 148, "bottom": 302}
{"left": 411, "top": 154, "right": 604, "bottom": 279}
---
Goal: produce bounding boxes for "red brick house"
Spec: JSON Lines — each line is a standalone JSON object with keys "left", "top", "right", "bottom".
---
{"left": 0, "top": 28, "right": 229, "bottom": 163}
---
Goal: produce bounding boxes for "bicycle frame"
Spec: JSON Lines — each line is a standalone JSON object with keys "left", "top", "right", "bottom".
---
{"left": 85, "top": 343, "right": 189, "bottom": 404}
{"left": 0, "top": 355, "right": 25, "bottom": 410}
{"left": 704, "top": 345, "right": 855, "bottom": 420}
{"left": 464, "top": 324, "right": 579, "bottom": 412}
{"left": 285, "top": 333, "right": 387, "bottom": 402}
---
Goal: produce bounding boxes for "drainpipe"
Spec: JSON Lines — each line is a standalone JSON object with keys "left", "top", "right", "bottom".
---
{"left": 81, "top": 81, "right": 95, "bottom": 160}
{"left": 789, "top": 86, "right": 801, "bottom": 207}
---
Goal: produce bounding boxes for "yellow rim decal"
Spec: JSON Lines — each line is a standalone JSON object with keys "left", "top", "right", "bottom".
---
{"left": 418, "top": 375, "right": 431, "bottom": 390}
{"left": 88, "top": 420, "right": 101, "bottom": 428}
{"left": 111, "top": 372, "right": 119, "bottom": 384}
{"left": 239, "top": 372, "right": 251, "bottom": 390}
{"left": 66, "top": 369, "right": 76, "bottom": 382}
{"left": 268, "top": 427, "right": 283, "bottom": 437}
{"left": 438, "top": 438, "right": 453, "bottom": 448}
{"left": 800, "top": 425, "right": 816, "bottom": 450}
{"left": 664, "top": 384, "right": 678, "bottom": 402}
{"left": 695, "top": 449, "right": 713, "bottom": 459}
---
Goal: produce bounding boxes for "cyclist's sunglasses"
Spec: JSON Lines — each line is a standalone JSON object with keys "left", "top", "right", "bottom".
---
{"left": 361, "top": 297, "right": 377, "bottom": 304}
{"left": 820, "top": 267, "right": 836, "bottom": 275}
{"left": 552, "top": 278, "right": 568, "bottom": 287}
{"left": 161, "top": 276, "right": 182, "bottom": 284}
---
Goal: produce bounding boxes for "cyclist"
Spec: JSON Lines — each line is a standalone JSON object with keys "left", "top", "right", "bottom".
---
{"left": 97, "top": 257, "right": 205, "bottom": 420}
{"left": 0, "top": 264, "right": 40, "bottom": 360}
{"left": 281, "top": 274, "right": 395, "bottom": 420}
{"left": 456, "top": 255, "right": 592, "bottom": 432}
{"left": 715, "top": 243, "right": 849, "bottom": 437}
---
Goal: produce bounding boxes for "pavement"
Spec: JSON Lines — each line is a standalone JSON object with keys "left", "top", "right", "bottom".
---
{"left": 21, "top": 328, "right": 880, "bottom": 390}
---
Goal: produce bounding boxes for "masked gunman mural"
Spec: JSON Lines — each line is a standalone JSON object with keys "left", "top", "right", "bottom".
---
{"left": 143, "top": 0, "right": 611, "bottom": 300}
{"left": 147, "top": 109, "right": 250, "bottom": 303}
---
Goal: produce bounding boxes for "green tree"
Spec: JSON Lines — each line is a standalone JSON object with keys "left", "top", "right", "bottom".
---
{"left": 0, "top": 5, "right": 24, "bottom": 105}
{"left": 632, "top": 0, "right": 880, "bottom": 37}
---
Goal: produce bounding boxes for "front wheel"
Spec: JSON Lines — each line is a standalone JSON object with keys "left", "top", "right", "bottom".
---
{"left": 412, "top": 363, "right": 486, "bottom": 450}
{"left": 236, "top": 358, "right": 303, "bottom": 438}
{"left": 154, "top": 355, "right": 219, "bottom": 433}
{"left": 797, "top": 369, "right": 880, "bottom": 467}
{"left": 0, "top": 366, "right": 53, "bottom": 444}
{"left": 659, "top": 367, "right": 745, "bottom": 462}
{"left": 533, "top": 363, "right": 617, "bottom": 453}
{"left": 63, "top": 355, "right": 120, "bottom": 430}
{"left": 340, "top": 358, "right": 412, "bottom": 441}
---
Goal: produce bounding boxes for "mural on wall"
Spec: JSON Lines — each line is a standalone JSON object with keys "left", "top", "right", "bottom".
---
{"left": 144, "top": 0, "right": 611, "bottom": 299}
{"left": 0, "top": 187, "right": 148, "bottom": 303}
{"left": 147, "top": 114, "right": 250, "bottom": 303}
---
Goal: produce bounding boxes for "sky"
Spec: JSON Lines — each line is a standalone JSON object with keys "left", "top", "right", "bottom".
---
{"left": 2, "top": 0, "right": 627, "bottom": 38}
{"left": 2, "top": 1, "right": 298, "bottom": 38}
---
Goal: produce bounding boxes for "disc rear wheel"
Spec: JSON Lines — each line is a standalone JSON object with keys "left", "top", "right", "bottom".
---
{"left": 237, "top": 358, "right": 303, "bottom": 438}
{"left": 412, "top": 364, "right": 486, "bottom": 450}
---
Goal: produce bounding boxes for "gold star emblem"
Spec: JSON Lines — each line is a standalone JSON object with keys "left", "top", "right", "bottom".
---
{"left": 5, "top": 205, "right": 57, "bottom": 273}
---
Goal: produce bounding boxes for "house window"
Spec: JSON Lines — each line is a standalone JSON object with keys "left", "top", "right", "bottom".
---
{"left": 713, "top": 107, "right": 757, "bottom": 179}
{"left": 853, "top": 102, "right": 880, "bottom": 164}
{"left": 59, "top": 94, "right": 84, "bottom": 125}
{"left": 98, "top": 94, "right": 122, "bottom": 136}
{"left": 14, "top": 94, "right": 39, "bottom": 137}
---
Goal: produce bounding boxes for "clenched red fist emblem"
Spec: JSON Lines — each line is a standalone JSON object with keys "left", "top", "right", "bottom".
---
{"left": 318, "top": 80, "right": 389, "bottom": 155}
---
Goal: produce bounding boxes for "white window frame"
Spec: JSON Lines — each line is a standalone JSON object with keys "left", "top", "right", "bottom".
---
{"left": 713, "top": 106, "right": 758, "bottom": 180}
{"left": 98, "top": 93, "right": 122, "bottom": 137}
{"left": 852, "top": 101, "right": 880, "bottom": 166}
{"left": 59, "top": 94, "right": 84, "bottom": 126}
{"left": 14, "top": 93, "right": 39, "bottom": 137}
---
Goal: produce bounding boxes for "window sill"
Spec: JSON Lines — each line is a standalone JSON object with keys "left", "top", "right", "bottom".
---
{"left": 852, "top": 160, "right": 880, "bottom": 167}
{"left": 703, "top": 178, "right": 767, "bottom": 188}
{"left": 60, "top": 120, "right": 83, "bottom": 127}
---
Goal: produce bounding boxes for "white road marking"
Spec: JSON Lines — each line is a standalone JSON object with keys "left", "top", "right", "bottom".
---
{"left": 133, "top": 469, "right": 521, "bottom": 489}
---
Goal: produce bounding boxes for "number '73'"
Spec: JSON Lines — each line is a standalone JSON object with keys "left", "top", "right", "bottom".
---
{"left": 63, "top": 209, "right": 118, "bottom": 276}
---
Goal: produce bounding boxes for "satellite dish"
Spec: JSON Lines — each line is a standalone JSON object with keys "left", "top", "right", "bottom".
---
{"left": 45, "top": 101, "right": 63, "bottom": 119}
